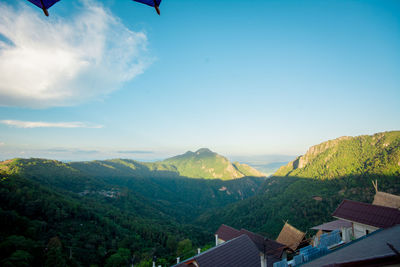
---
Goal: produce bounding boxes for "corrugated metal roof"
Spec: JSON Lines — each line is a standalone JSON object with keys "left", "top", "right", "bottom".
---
{"left": 311, "top": 220, "right": 352, "bottom": 231}
{"left": 332, "top": 199, "right": 400, "bottom": 228}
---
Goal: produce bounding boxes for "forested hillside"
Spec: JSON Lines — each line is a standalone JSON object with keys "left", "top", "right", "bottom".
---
{"left": 0, "top": 157, "right": 264, "bottom": 266}
{"left": 195, "top": 132, "right": 400, "bottom": 239}
{"left": 195, "top": 174, "right": 400, "bottom": 238}
{"left": 1, "top": 132, "right": 399, "bottom": 266}
{"left": 275, "top": 131, "right": 400, "bottom": 178}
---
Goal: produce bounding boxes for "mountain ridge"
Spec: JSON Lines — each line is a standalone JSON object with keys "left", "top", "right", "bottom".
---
{"left": 0, "top": 148, "right": 265, "bottom": 181}
{"left": 275, "top": 131, "right": 400, "bottom": 179}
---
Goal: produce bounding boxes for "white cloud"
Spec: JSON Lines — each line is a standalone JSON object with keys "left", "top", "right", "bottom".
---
{"left": 0, "top": 1, "right": 151, "bottom": 108}
{"left": 0, "top": 142, "right": 4, "bottom": 146}
{"left": 0, "top": 120, "right": 103, "bottom": 129}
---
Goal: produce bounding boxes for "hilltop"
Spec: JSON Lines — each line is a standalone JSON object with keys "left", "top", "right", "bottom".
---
{"left": 275, "top": 131, "right": 400, "bottom": 179}
{"left": 161, "top": 148, "right": 265, "bottom": 180}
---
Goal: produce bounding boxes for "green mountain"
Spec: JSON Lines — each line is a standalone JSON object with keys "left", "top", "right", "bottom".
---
{"left": 275, "top": 131, "right": 400, "bottom": 179}
{"left": 195, "top": 131, "right": 400, "bottom": 239}
{"left": 162, "top": 148, "right": 265, "bottom": 180}
{"left": 1, "top": 133, "right": 399, "bottom": 266}
{"left": 0, "top": 155, "right": 265, "bottom": 266}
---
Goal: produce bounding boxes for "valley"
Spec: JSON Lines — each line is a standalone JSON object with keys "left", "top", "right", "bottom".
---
{"left": 1, "top": 131, "right": 399, "bottom": 266}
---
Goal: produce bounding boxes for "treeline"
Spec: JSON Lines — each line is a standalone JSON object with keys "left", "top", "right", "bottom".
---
{"left": 0, "top": 173, "right": 212, "bottom": 266}
{"left": 195, "top": 174, "right": 400, "bottom": 239}
{"left": 0, "top": 159, "right": 264, "bottom": 266}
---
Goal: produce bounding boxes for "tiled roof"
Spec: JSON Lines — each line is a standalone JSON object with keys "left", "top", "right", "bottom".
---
{"left": 332, "top": 199, "right": 400, "bottom": 228}
{"left": 276, "top": 222, "right": 306, "bottom": 251}
{"left": 311, "top": 219, "right": 352, "bottom": 231}
{"left": 239, "top": 229, "right": 285, "bottom": 258}
{"left": 215, "top": 224, "right": 241, "bottom": 241}
{"left": 175, "top": 234, "right": 261, "bottom": 267}
{"left": 302, "top": 224, "right": 400, "bottom": 267}
{"left": 215, "top": 225, "right": 286, "bottom": 258}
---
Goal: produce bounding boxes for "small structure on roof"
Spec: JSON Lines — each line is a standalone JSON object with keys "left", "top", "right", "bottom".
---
{"left": 372, "top": 180, "right": 400, "bottom": 209}
{"left": 276, "top": 222, "right": 307, "bottom": 251}
{"left": 332, "top": 199, "right": 400, "bottom": 239}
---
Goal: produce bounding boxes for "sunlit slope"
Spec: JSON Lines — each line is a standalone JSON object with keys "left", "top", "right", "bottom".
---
{"left": 275, "top": 131, "right": 400, "bottom": 179}
{"left": 162, "top": 148, "right": 265, "bottom": 180}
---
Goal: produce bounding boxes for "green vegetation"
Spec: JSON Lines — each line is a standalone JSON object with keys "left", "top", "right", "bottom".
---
{"left": 162, "top": 148, "right": 264, "bottom": 179}
{"left": 275, "top": 131, "right": 400, "bottom": 179}
{"left": 1, "top": 132, "right": 399, "bottom": 266}
{"left": 195, "top": 174, "right": 400, "bottom": 239}
{"left": 0, "top": 157, "right": 264, "bottom": 266}
{"left": 195, "top": 131, "right": 400, "bottom": 238}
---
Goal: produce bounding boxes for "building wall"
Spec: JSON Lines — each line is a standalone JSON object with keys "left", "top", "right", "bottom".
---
{"left": 341, "top": 227, "right": 352, "bottom": 243}
{"left": 353, "top": 223, "right": 379, "bottom": 239}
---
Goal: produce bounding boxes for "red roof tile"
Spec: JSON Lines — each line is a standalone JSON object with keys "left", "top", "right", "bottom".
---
{"left": 215, "top": 225, "right": 286, "bottom": 258}
{"left": 332, "top": 199, "right": 400, "bottom": 228}
{"left": 176, "top": 234, "right": 261, "bottom": 267}
{"left": 239, "top": 229, "right": 285, "bottom": 258}
{"left": 215, "top": 224, "right": 241, "bottom": 241}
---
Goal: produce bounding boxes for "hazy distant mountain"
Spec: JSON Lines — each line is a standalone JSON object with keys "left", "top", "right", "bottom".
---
{"left": 250, "top": 162, "right": 290, "bottom": 176}
{"left": 275, "top": 131, "right": 400, "bottom": 179}
{"left": 228, "top": 154, "right": 295, "bottom": 176}
{"left": 162, "top": 148, "right": 265, "bottom": 180}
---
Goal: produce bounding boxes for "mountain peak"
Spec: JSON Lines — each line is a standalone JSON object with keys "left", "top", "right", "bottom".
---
{"left": 195, "top": 148, "right": 214, "bottom": 155}
{"left": 163, "top": 149, "right": 265, "bottom": 180}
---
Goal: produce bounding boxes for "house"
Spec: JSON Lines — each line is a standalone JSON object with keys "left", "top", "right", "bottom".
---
{"left": 311, "top": 219, "right": 352, "bottom": 243}
{"left": 301, "top": 224, "right": 400, "bottom": 267}
{"left": 332, "top": 199, "right": 400, "bottom": 239}
{"left": 174, "top": 234, "right": 262, "bottom": 267}
{"left": 215, "top": 224, "right": 287, "bottom": 266}
{"left": 276, "top": 222, "right": 308, "bottom": 251}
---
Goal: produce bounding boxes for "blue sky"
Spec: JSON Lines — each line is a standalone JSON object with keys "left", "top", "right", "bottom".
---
{"left": 0, "top": 0, "right": 399, "bottom": 161}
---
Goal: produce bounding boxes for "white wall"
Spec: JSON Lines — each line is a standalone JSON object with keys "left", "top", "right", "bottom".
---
{"left": 353, "top": 223, "right": 379, "bottom": 239}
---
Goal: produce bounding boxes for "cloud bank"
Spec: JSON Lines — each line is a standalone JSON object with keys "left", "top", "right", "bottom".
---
{"left": 0, "top": 120, "right": 103, "bottom": 128}
{"left": 0, "top": 1, "right": 150, "bottom": 108}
